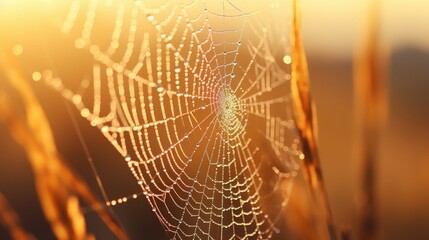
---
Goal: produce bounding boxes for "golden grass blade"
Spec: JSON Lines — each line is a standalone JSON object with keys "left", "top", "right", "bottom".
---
{"left": 290, "top": 0, "right": 337, "bottom": 239}
{"left": 0, "top": 51, "right": 127, "bottom": 240}
{"left": 0, "top": 84, "right": 91, "bottom": 240}
{"left": 354, "top": 1, "right": 388, "bottom": 239}
{"left": 0, "top": 193, "right": 35, "bottom": 240}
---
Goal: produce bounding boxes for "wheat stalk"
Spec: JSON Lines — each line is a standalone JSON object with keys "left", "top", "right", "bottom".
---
{"left": 290, "top": 0, "right": 337, "bottom": 239}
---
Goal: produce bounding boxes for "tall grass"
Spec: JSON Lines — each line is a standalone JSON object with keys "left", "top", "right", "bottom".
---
{"left": 290, "top": 0, "right": 337, "bottom": 239}
{"left": 354, "top": 1, "right": 388, "bottom": 239}
{"left": 0, "top": 51, "right": 127, "bottom": 240}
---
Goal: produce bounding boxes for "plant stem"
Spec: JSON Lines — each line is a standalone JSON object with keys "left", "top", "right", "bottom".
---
{"left": 290, "top": 0, "right": 337, "bottom": 239}
{"left": 354, "top": 1, "right": 387, "bottom": 239}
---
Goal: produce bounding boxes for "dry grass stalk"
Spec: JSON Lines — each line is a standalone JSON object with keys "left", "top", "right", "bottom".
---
{"left": 290, "top": 0, "right": 337, "bottom": 239}
{"left": 0, "top": 51, "right": 127, "bottom": 240}
{"left": 0, "top": 77, "right": 93, "bottom": 240}
{"left": 354, "top": 1, "right": 388, "bottom": 239}
{"left": 0, "top": 193, "right": 35, "bottom": 240}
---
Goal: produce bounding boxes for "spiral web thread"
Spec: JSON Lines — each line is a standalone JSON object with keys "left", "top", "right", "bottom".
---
{"left": 42, "top": 0, "right": 303, "bottom": 239}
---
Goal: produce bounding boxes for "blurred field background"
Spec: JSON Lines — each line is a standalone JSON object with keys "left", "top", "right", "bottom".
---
{"left": 302, "top": 1, "right": 429, "bottom": 239}
{"left": 1, "top": 0, "right": 429, "bottom": 239}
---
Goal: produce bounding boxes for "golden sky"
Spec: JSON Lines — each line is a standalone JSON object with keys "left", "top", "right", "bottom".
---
{"left": 1, "top": 0, "right": 428, "bottom": 57}
{"left": 302, "top": 0, "right": 429, "bottom": 56}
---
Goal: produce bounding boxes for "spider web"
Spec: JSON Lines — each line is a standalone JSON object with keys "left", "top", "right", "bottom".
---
{"left": 42, "top": 0, "right": 302, "bottom": 239}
